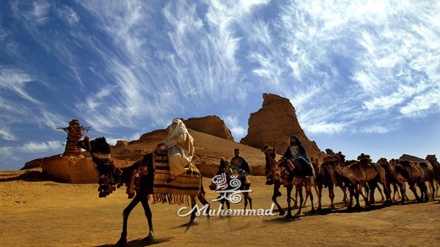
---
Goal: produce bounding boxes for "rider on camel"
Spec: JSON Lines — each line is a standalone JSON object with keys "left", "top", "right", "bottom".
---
{"left": 282, "top": 135, "right": 314, "bottom": 177}
{"left": 158, "top": 118, "right": 195, "bottom": 183}
{"left": 230, "top": 148, "right": 251, "bottom": 189}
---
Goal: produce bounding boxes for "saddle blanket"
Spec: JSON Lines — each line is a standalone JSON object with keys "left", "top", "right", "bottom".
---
{"left": 152, "top": 152, "right": 202, "bottom": 202}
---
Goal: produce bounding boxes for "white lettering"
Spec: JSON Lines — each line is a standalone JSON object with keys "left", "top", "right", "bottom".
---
{"left": 178, "top": 203, "right": 277, "bottom": 217}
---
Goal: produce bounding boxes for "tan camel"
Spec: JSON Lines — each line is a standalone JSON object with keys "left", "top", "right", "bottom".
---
{"left": 261, "top": 145, "right": 295, "bottom": 217}
{"left": 277, "top": 157, "right": 319, "bottom": 217}
{"left": 316, "top": 152, "right": 348, "bottom": 210}
{"left": 375, "top": 158, "right": 408, "bottom": 202}
{"left": 425, "top": 154, "right": 440, "bottom": 197}
{"left": 335, "top": 153, "right": 391, "bottom": 209}
{"left": 389, "top": 158, "right": 435, "bottom": 203}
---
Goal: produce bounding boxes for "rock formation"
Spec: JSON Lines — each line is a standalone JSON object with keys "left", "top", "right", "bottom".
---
{"left": 184, "top": 115, "right": 234, "bottom": 141}
{"left": 36, "top": 119, "right": 99, "bottom": 183}
{"left": 59, "top": 119, "right": 88, "bottom": 155}
{"left": 23, "top": 101, "right": 326, "bottom": 182}
{"left": 240, "top": 93, "right": 324, "bottom": 162}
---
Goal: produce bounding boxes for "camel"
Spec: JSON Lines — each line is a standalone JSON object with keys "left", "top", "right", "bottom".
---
{"left": 276, "top": 157, "right": 318, "bottom": 217}
{"left": 316, "top": 151, "right": 349, "bottom": 210}
{"left": 375, "top": 158, "right": 408, "bottom": 203}
{"left": 335, "top": 153, "right": 391, "bottom": 209}
{"left": 209, "top": 158, "right": 252, "bottom": 210}
{"left": 389, "top": 158, "right": 435, "bottom": 203}
{"left": 77, "top": 136, "right": 210, "bottom": 245}
{"left": 261, "top": 145, "right": 294, "bottom": 216}
{"left": 425, "top": 154, "right": 440, "bottom": 197}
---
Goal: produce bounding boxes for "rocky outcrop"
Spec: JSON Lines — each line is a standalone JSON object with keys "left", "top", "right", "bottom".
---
{"left": 115, "top": 140, "right": 129, "bottom": 147}
{"left": 184, "top": 116, "right": 234, "bottom": 141}
{"left": 240, "top": 93, "right": 324, "bottom": 162}
{"left": 41, "top": 155, "right": 99, "bottom": 183}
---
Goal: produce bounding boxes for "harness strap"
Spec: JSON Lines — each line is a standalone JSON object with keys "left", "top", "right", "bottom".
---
{"left": 92, "top": 152, "right": 112, "bottom": 159}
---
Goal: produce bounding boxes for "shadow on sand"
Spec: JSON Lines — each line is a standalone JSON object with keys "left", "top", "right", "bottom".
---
{"left": 95, "top": 236, "right": 173, "bottom": 247}
{"left": 0, "top": 170, "right": 47, "bottom": 182}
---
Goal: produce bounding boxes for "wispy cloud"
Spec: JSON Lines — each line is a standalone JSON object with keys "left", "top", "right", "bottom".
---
{"left": 20, "top": 140, "right": 62, "bottom": 153}
{"left": 0, "top": 66, "right": 39, "bottom": 103}
{"left": 0, "top": 127, "right": 16, "bottom": 141}
{"left": 246, "top": 0, "right": 440, "bottom": 134}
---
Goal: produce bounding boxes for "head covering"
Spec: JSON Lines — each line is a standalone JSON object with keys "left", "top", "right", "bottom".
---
{"left": 166, "top": 118, "right": 193, "bottom": 141}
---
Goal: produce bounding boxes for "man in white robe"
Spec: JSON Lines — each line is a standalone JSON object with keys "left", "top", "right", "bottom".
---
{"left": 159, "top": 118, "right": 194, "bottom": 183}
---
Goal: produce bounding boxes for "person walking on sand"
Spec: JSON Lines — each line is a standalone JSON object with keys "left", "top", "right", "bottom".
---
{"left": 158, "top": 118, "right": 194, "bottom": 183}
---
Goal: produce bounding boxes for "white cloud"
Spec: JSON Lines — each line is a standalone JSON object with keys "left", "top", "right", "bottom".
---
{"left": 28, "top": 0, "right": 50, "bottom": 25}
{"left": 223, "top": 115, "right": 247, "bottom": 141}
{"left": 0, "top": 127, "right": 16, "bottom": 141}
{"left": 20, "top": 141, "right": 62, "bottom": 153}
{"left": 58, "top": 6, "right": 80, "bottom": 26}
{"left": 305, "top": 122, "right": 346, "bottom": 134}
{"left": 0, "top": 66, "right": 40, "bottom": 104}
{"left": 361, "top": 125, "right": 393, "bottom": 134}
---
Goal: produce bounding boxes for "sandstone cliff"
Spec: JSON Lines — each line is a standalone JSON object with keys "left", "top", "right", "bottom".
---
{"left": 184, "top": 115, "right": 234, "bottom": 141}
{"left": 240, "top": 93, "right": 324, "bottom": 162}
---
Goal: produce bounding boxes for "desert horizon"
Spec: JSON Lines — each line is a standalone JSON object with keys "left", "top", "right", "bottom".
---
{"left": 1, "top": 167, "right": 440, "bottom": 247}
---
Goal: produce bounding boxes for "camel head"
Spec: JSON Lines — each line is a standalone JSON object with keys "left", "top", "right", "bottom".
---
{"left": 261, "top": 145, "right": 276, "bottom": 159}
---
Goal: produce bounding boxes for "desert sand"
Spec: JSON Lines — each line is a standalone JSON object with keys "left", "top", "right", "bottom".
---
{"left": 1, "top": 168, "right": 440, "bottom": 247}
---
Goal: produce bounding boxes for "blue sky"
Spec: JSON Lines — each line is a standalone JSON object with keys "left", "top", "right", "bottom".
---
{"left": 1, "top": 0, "right": 439, "bottom": 170}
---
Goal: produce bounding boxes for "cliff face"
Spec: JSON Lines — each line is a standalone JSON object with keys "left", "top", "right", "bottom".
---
{"left": 184, "top": 115, "right": 234, "bottom": 141}
{"left": 240, "top": 93, "right": 324, "bottom": 162}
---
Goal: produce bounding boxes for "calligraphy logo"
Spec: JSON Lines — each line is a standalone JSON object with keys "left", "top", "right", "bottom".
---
{"left": 211, "top": 173, "right": 252, "bottom": 204}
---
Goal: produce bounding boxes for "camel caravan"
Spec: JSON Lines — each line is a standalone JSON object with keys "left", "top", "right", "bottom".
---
{"left": 260, "top": 146, "right": 440, "bottom": 214}
{"left": 75, "top": 129, "right": 440, "bottom": 244}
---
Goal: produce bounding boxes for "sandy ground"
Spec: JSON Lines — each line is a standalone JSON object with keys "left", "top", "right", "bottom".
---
{"left": 1, "top": 169, "right": 440, "bottom": 247}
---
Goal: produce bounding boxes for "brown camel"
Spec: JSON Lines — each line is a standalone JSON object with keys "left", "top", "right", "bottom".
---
{"left": 336, "top": 153, "right": 391, "bottom": 209}
{"left": 77, "top": 136, "right": 210, "bottom": 245}
{"left": 375, "top": 158, "right": 408, "bottom": 203}
{"left": 389, "top": 158, "right": 435, "bottom": 203}
{"left": 316, "top": 151, "right": 349, "bottom": 210}
{"left": 276, "top": 157, "right": 318, "bottom": 217}
{"left": 261, "top": 145, "right": 292, "bottom": 216}
{"left": 425, "top": 154, "right": 440, "bottom": 197}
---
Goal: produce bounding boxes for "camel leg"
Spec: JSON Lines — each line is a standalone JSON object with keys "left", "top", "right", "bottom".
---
{"left": 429, "top": 181, "right": 435, "bottom": 200}
{"left": 197, "top": 191, "right": 211, "bottom": 225}
{"left": 367, "top": 182, "right": 377, "bottom": 205}
{"left": 397, "top": 182, "right": 408, "bottom": 204}
{"left": 140, "top": 196, "right": 154, "bottom": 241}
{"left": 286, "top": 185, "right": 293, "bottom": 217}
{"left": 317, "top": 184, "right": 323, "bottom": 210}
{"left": 340, "top": 184, "right": 348, "bottom": 203}
{"left": 383, "top": 182, "right": 392, "bottom": 205}
{"left": 376, "top": 184, "right": 385, "bottom": 202}
{"left": 418, "top": 182, "right": 429, "bottom": 202}
{"left": 117, "top": 195, "right": 141, "bottom": 244}
{"left": 328, "top": 184, "right": 335, "bottom": 209}
{"left": 293, "top": 187, "right": 299, "bottom": 208}
{"left": 244, "top": 193, "right": 253, "bottom": 210}
{"left": 186, "top": 196, "right": 198, "bottom": 232}
{"left": 392, "top": 183, "right": 399, "bottom": 201}
{"left": 408, "top": 182, "right": 421, "bottom": 202}
{"left": 346, "top": 183, "right": 354, "bottom": 209}
{"left": 272, "top": 183, "right": 285, "bottom": 216}
{"left": 358, "top": 183, "right": 369, "bottom": 207}
{"left": 313, "top": 184, "right": 320, "bottom": 211}
{"left": 295, "top": 185, "right": 304, "bottom": 217}
{"left": 308, "top": 185, "right": 315, "bottom": 213}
